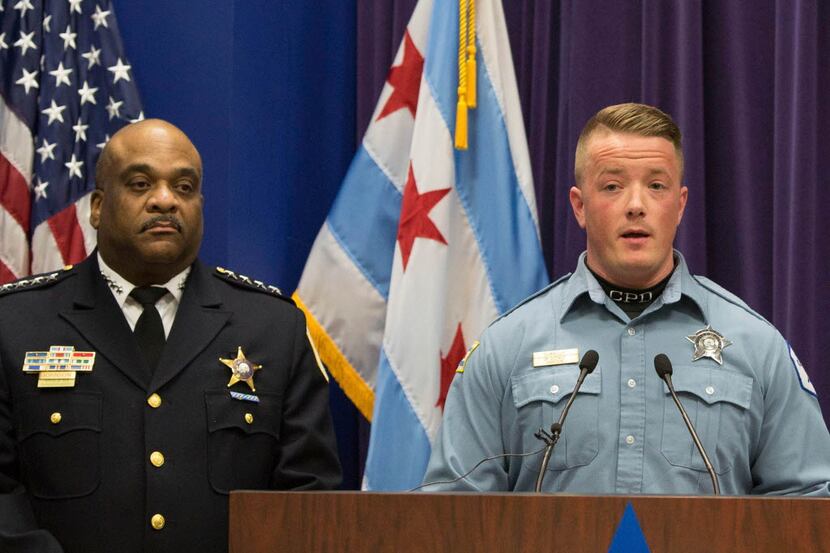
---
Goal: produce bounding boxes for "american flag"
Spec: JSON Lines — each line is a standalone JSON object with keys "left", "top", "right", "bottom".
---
{"left": 0, "top": 0, "right": 142, "bottom": 284}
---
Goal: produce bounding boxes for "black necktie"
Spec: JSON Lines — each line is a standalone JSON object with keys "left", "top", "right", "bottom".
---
{"left": 130, "top": 286, "right": 168, "bottom": 374}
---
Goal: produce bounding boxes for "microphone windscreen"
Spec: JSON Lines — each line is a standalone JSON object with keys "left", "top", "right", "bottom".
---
{"left": 654, "top": 353, "right": 673, "bottom": 379}
{"left": 579, "top": 350, "right": 599, "bottom": 373}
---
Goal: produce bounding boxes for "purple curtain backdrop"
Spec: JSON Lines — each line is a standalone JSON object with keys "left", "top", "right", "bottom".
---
{"left": 356, "top": 0, "right": 830, "bottom": 424}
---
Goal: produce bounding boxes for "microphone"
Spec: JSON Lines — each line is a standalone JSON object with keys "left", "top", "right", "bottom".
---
{"left": 534, "top": 349, "right": 599, "bottom": 492}
{"left": 654, "top": 353, "right": 720, "bottom": 495}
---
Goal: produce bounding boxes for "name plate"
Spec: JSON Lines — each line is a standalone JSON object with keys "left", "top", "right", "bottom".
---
{"left": 532, "top": 348, "right": 579, "bottom": 367}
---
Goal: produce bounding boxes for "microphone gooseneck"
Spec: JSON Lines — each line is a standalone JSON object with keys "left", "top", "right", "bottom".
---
{"left": 534, "top": 350, "right": 599, "bottom": 492}
{"left": 654, "top": 353, "right": 721, "bottom": 495}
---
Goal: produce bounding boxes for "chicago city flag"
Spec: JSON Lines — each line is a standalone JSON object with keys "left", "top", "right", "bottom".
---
{"left": 294, "top": 0, "right": 548, "bottom": 490}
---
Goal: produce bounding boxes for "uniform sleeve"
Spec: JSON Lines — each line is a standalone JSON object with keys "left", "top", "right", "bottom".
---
{"left": 421, "top": 330, "right": 512, "bottom": 491}
{"left": 270, "top": 308, "right": 342, "bottom": 490}
{"left": 0, "top": 351, "right": 64, "bottom": 552}
{"left": 749, "top": 335, "right": 830, "bottom": 495}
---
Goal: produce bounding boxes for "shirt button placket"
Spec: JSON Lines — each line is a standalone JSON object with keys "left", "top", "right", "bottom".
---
{"left": 617, "top": 324, "right": 647, "bottom": 493}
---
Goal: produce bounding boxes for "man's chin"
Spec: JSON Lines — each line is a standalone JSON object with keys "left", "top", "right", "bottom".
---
{"left": 615, "top": 257, "right": 672, "bottom": 286}
{"left": 136, "top": 244, "right": 189, "bottom": 267}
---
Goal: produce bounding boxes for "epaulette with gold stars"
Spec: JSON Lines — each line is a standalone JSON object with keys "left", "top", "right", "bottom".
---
{"left": 0, "top": 265, "right": 77, "bottom": 297}
{"left": 212, "top": 267, "right": 294, "bottom": 306}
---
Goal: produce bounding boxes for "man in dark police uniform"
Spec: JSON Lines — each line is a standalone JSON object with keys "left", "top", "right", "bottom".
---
{"left": 0, "top": 119, "right": 341, "bottom": 552}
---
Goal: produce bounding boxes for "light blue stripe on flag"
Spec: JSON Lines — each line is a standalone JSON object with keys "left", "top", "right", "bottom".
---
{"left": 364, "top": 349, "right": 432, "bottom": 490}
{"left": 424, "top": 0, "right": 548, "bottom": 313}
{"left": 327, "top": 146, "right": 402, "bottom": 299}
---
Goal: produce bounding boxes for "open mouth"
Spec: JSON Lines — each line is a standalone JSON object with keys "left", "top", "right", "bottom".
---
{"left": 620, "top": 230, "right": 650, "bottom": 244}
{"left": 621, "top": 231, "right": 649, "bottom": 239}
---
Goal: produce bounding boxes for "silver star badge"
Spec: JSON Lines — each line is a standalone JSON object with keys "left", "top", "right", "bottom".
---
{"left": 686, "top": 325, "right": 732, "bottom": 365}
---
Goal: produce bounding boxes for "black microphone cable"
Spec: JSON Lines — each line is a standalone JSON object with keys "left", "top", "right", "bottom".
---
{"left": 411, "top": 446, "right": 548, "bottom": 491}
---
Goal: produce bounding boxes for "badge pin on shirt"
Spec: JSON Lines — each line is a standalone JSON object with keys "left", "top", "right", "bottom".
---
{"left": 221, "top": 346, "right": 262, "bottom": 392}
{"left": 687, "top": 325, "right": 732, "bottom": 365}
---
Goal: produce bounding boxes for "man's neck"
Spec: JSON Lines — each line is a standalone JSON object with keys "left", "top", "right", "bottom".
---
{"left": 98, "top": 250, "right": 190, "bottom": 287}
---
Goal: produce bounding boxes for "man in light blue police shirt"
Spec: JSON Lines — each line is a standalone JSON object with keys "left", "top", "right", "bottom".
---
{"left": 422, "top": 103, "right": 830, "bottom": 495}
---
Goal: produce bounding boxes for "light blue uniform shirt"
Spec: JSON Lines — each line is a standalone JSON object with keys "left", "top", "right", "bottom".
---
{"left": 423, "top": 252, "right": 830, "bottom": 495}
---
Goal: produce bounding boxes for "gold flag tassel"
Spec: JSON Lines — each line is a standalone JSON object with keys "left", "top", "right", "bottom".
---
{"left": 454, "top": 0, "right": 469, "bottom": 150}
{"left": 465, "top": 0, "right": 477, "bottom": 108}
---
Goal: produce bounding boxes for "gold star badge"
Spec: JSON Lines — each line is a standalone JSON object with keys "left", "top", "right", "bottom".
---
{"left": 686, "top": 325, "right": 732, "bottom": 365}
{"left": 220, "top": 347, "right": 262, "bottom": 392}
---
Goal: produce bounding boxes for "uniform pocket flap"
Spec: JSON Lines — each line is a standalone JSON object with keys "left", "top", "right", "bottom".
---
{"left": 205, "top": 390, "right": 281, "bottom": 438}
{"left": 512, "top": 365, "right": 601, "bottom": 408}
{"left": 14, "top": 391, "right": 102, "bottom": 440}
{"left": 668, "top": 367, "right": 753, "bottom": 409}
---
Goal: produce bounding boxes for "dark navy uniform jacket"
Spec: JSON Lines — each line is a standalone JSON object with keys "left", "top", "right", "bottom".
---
{"left": 0, "top": 255, "right": 341, "bottom": 552}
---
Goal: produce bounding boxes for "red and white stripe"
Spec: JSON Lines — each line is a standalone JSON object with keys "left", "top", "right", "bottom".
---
{"left": 0, "top": 97, "right": 34, "bottom": 281}
{"left": 31, "top": 192, "right": 96, "bottom": 274}
{"left": 0, "top": 98, "right": 96, "bottom": 283}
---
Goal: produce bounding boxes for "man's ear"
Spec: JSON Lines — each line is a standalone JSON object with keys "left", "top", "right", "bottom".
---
{"left": 569, "top": 185, "right": 587, "bottom": 229}
{"left": 90, "top": 189, "right": 103, "bottom": 229}
{"left": 677, "top": 185, "right": 688, "bottom": 226}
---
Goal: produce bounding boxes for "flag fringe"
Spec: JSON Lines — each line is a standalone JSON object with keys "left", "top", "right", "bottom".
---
{"left": 293, "top": 292, "right": 375, "bottom": 421}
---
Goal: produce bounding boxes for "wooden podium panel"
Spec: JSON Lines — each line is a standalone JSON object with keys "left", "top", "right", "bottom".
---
{"left": 229, "top": 491, "right": 830, "bottom": 553}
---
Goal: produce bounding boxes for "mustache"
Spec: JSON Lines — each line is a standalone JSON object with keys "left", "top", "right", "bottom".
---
{"left": 140, "top": 215, "right": 183, "bottom": 233}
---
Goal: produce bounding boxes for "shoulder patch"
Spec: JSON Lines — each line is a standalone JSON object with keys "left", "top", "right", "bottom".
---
{"left": 212, "top": 267, "right": 295, "bottom": 305}
{"left": 788, "top": 344, "right": 817, "bottom": 397}
{"left": 456, "top": 340, "right": 480, "bottom": 373}
{"left": 0, "top": 265, "right": 76, "bottom": 297}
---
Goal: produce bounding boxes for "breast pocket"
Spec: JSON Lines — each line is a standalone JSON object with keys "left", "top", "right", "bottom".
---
{"left": 14, "top": 391, "right": 102, "bottom": 499}
{"left": 511, "top": 365, "right": 601, "bottom": 470}
{"left": 205, "top": 390, "right": 282, "bottom": 494}
{"left": 660, "top": 367, "right": 753, "bottom": 474}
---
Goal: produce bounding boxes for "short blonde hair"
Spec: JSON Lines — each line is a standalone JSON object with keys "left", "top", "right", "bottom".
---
{"left": 574, "top": 103, "right": 683, "bottom": 184}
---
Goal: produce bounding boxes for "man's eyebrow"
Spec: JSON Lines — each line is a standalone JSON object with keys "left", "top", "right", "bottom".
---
{"left": 119, "top": 164, "right": 201, "bottom": 181}
{"left": 172, "top": 166, "right": 201, "bottom": 181}
{"left": 119, "top": 163, "right": 154, "bottom": 178}
{"left": 596, "top": 167, "right": 672, "bottom": 178}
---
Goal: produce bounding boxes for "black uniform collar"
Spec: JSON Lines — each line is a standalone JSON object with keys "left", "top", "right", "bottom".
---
{"left": 586, "top": 260, "right": 676, "bottom": 319}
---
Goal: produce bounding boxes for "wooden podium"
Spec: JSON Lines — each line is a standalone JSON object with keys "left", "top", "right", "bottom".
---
{"left": 229, "top": 491, "right": 830, "bottom": 552}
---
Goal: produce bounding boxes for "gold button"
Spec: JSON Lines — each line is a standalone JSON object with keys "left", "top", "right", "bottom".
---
{"left": 50, "top": 412, "right": 62, "bottom": 424}
{"left": 147, "top": 393, "right": 162, "bottom": 408}
{"left": 150, "top": 514, "right": 165, "bottom": 530}
{"left": 244, "top": 413, "right": 254, "bottom": 424}
{"left": 150, "top": 451, "right": 165, "bottom": 467}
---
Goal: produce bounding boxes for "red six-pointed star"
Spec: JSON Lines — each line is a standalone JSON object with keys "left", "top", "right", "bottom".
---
{"left": 396, "top": 164, "right": 451, "bottom": 271}
{"left": 376, "top": 30, "right": 424, "bottom": 121}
